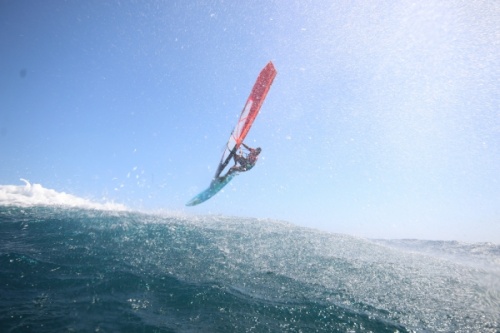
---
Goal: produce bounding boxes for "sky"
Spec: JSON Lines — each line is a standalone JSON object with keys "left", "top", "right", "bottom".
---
{"left": 0, "top": 0, "right": 499, "bottom": 243}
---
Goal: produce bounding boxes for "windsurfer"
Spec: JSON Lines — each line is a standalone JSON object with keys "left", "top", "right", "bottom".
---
{"left": 227, "top": 143, "right": 261, "bottom": 175}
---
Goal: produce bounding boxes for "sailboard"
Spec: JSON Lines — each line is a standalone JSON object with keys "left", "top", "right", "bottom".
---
{"left": 186, "top": 61, "right": 277, "bottom": 206}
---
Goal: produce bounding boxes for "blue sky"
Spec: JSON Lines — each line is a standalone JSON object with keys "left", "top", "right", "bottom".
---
{"left": 1, "top": 1, "right": 499, "bottom": 242}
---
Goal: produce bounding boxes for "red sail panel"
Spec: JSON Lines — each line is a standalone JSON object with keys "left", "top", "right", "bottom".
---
{"left": 235, "top": 61, "right": 277, "bottom": 146}
{"left": 215, "top": 61, "right": 277, "bottom": 178}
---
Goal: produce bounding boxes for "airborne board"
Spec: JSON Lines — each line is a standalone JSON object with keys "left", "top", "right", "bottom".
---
{"left": 186, "top": 61, "right": 277, "bottom": 206}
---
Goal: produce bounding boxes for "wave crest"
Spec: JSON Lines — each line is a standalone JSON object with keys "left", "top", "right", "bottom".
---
{"left": 0, "top": 179, "right": 126, "bottom": 211}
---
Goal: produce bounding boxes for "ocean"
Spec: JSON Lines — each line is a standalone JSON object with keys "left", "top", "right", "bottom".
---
{"left": 1, "top": 207, "right": 499, "bottom": 333}
{"left": 0, "top": 184, "right": 499, "bottom": 332}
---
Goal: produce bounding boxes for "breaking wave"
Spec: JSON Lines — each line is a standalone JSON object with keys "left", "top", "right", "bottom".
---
{"left": 0, "top": 179, "right": 126, "bottom": 211}
{"left": 0, "top": 181, "right": 499, "bottom": 332}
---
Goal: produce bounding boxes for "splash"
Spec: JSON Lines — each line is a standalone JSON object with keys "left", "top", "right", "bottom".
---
{"left": 0, "top": 179, "right": 127, "bottom": 211}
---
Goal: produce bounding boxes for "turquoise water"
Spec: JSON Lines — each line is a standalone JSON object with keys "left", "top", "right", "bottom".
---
{"left": 1, "top": 206, "right": 499, "bottom": 332}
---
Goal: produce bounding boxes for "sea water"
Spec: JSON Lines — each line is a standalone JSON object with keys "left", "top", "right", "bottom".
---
{"left": 0, "top": 184, "right": 499, "bottom": 332}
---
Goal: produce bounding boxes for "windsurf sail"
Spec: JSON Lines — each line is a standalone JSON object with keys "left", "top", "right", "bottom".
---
{"left": 186, "top": 61, "right": 277, "bottom": 207}
{"left": 214, "top": 61, "right": 277, "bottom": 178}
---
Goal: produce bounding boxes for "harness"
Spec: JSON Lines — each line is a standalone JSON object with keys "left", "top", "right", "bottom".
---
{"left": 235, "top": 149, "right": 258, "bottom": 170}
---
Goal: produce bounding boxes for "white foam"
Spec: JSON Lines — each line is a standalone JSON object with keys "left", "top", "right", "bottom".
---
{"left": 0, "top": 179, "right": 127, "bottom": 211}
